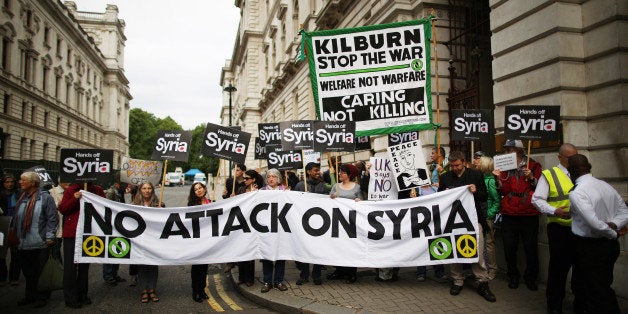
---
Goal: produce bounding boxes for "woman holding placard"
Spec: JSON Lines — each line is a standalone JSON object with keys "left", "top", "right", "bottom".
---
{"left": 188, "top": 182, "right": 211, "bottom": 302}
{"left": 133, "top": 182, "right": 163, "bottom": 303}
{"left": 327, "top": 164, "right": 362, "bottom": 284}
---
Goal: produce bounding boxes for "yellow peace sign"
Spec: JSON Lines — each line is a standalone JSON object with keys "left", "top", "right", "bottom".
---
{"left": 82, "top": 236, "right": 105, "bottom": 257}
{"left": 456, "top": 234, "right": 477, "bottom": 258}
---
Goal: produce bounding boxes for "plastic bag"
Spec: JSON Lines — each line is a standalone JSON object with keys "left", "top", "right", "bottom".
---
{"left": 38, "top": 254, "right": 63, "bottom": 291}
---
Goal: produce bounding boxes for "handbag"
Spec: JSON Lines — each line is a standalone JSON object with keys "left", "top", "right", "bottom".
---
{"left": 38, "top": 252, "right": 64, "bottom": 291}
{"left": 6, "top": 227, "right": 19, "bottom": 247}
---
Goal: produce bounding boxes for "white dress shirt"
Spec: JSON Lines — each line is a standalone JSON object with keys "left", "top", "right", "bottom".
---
{"left": 532, "top": 164, "right": 570, "bottom": 215}
{"left": 569, "top": 174, "right": 628, "bottom": 239}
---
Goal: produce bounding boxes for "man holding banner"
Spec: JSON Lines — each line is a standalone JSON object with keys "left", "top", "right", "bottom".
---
{"left": 438, "top": 151, "right": 495, "bottom": 302}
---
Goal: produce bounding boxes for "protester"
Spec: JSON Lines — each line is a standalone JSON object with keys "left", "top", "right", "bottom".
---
{"left": 531, "top": 143, "right": 584, "bottom": 313}
{"left": 0, "top": 173, "right": 20, "bottom": 286}
{"left": 294, "top": 162, "right": 326, "bottom": 285}
{"left": 567, "top": 154, "right": 628, "bottom": 314}
{"left": 234, "top": 170, "right": 262, "bottom": 287}
{"left": 429, "top": 146, "right": 448, "bottom": 188}
{"left": 323, "top": 156, "right": 339, "bottom": 191}
{"left": 13, "top": 172, "right": 58, "bottom": 308}
{"left": 286, "top": 171, "right": 299, "bottom": 190}
{"left": 493, "top": 139, "right": 542, "bottom": 291}
{"left": 102, "top": 175, "right": 126, "bottom": 286}
{"left": 438, "top": 151, "right": 495, "bottom": 302}
{"left": 49, "top": 178, "right": 68, "bottom": 262}
{"left": 259, "top": 169, "right": 288, "bottom": 293}
{"left": 223, "top": 164, "right": 246, "bottom": 199}
{"left": 477, "top": 155, "right": 500, "bottom": 280}
{"left": 327, "top": 163, "right": 362, "bottom": 284}
{"left": 133, "top": 182, "right": 163, "bottom": 303}
{"left": 58, "top": 181, "right": 105, "bottom": 308}
{"left": 188, "top": 182, "right": 211, "bottom": 302}
{"left": 125, "top": 183, "right": 139, "bottom": 286}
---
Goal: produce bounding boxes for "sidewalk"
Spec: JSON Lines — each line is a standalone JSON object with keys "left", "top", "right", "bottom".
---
{"left": 231, "top": 261, "right": 627, "bottom": 314}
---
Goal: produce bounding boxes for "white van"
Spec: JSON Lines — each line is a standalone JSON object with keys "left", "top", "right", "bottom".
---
{"left": 165, "top": 173, "right": 183, "bottom": 186}
{"left": 193, "top": 173, "right": 206, "bottom": 184}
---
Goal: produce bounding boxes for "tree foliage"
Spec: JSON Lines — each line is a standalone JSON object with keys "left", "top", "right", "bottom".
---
{"left": 128, "top": 108, "right": 218, "bottom": 176}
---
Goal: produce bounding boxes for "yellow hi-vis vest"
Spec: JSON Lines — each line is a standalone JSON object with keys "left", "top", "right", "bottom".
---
{"left": 542, "top": 167, "right": 573, "bottom": 226}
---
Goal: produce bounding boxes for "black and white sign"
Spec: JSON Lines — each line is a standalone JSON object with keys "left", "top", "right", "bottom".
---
{"left": 368, "top": 157, "right": 398, "bottom": 200}
{"left": 355, "top": 136, "right": 371, "bottom": 151}
{"left": 313, "top": 121, "right": 355, "bottom": 152}
{"left": 201, "top": 123, "right": 251, "bottom": 164}
{"left": 280, "top": 121, "right": 314, "bottom": 151}
{"left": 387, "top": 139, "right": 430, "bottom": 191}
{"left": 451, "top": 109, "right": 494, "bottom": 142}
{"left": 504, "top": 105, "right": 560, "bottom": 141}
{"left": 267, "top": 150, "right": 303, "bottom": 171}
{"left": 60, "top": 149, "right": 114, "bottom": 183}
{"left": 151, "top": 130, "right": 192, "bottom": 161}
{"left": 254, "top": 137, "right": 284, "bottom": 160}
{"left": 25, "top": 165, "right": 54, "bottom": 186}
{"left": 388, "top": 131, "right": 420, "bottom": 147}
{"left": 258, "top": 123, "right": 282, "bottom": 147}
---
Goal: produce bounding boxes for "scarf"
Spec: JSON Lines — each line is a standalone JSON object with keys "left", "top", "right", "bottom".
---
{"left": 15, "top": 190, "right": 38, "bottom": 237}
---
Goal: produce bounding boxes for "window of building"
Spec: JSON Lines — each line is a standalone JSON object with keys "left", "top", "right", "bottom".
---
{"left": 66, "top": 121, "right": 70, "bottom": 134}
{"left": 42, "top": 143, "right": 48, "bottom": 160}
{"left": 43, "top": 26, "right": 50, "bottom": 47}
{"left": 29, "top": 139, "right": 35, "bottom": 159}
{"left": 55, "top": 146, "right": 61, "bottom": 161}
{"left": 21, "top": 101, "right": 26, "bottom": 120}
{"left": 56, "top": 116, "right": 61, "bottom": 132}
{"left": 54, "top": 74, "right": 61, "bottom": 99}
{"left": 20, "top": 137, "right": 27, "bottom": 157}
{"left": 31, "top": 105, "right": 35, "bottom": 123}
{"left": 65, "top": 80, "right": 71, "bottom": 105}
{"left": 56, "top": 36, "right": 62, "bottom": 57}
{"left": 66, "top": 48, "right": 72, "bottom": 66}
{"left": 44, "top": 111, "right": 49, "bottom": 128}
{"left": 42, "top": 64, "right": 49, "bottom": 93}
{"left": 2, "top": 93, "right": 9, "bottom": 114}
{"left": 1, "top": 37, "right": 10, "bottom": 70}
{"left": 2, "top": 0, "right": 11, "bottom": 12}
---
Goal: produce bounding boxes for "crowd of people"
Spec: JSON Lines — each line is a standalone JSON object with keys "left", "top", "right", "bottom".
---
{"left": 0, "top": 140, "right": 626, "bottom": 313}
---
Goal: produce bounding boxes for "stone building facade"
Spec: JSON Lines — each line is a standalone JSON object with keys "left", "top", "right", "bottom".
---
{"left": 220, "top": 0, "right": 627, "bottom": 296}
{"left": 0, "top": 0, "right": 130, "bottom": 168}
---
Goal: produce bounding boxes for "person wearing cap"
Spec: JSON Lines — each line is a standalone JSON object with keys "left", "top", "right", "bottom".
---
{"left": 438, "top": 151, "right": 495, "bottom": 302}
{"left": 294, "top": 162, "right": 326, "bottom": 285}
{"left": 531, "top": 143, "right": 584, "bottom": 313}
{"left": 492, "top": 139, "right": 542, "bottom": 291}
{"left": 472, "top": 151, "right": 486, "bottom": 169}
{"left": 567, "top": 154, "right": 627, "bottom": 314}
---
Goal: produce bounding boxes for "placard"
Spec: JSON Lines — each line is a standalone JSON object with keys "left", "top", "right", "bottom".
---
{"left": 451, "top": 109, "right": 494, "bottom": 142}
{"left": 388, "top": 131, "right": 420, "bottom": 147}
{"left": 355, "top": 136, "right": 371, "bottom": 151}
{"left": 504, "top": 105, "right": 560, "bottom": 141}
{"left": 201, "top": 123, "right": 251, "bottom": 164}
{"left": 258, "top": 123, "right": 282, "bottom": 147}
{"left": 387, "top": 139, "right": 430, "bottom": 191}
{"left": 60, "top": 149, "right": 114, "bottom": 183}
{"left": 302, "top": 149, "right": 321, "bottom": 165}
{"left": 151, "top": 130, "right": 192, "bottom": 161}
{"left": 493, "top": 153, "right": 518, "bottom": 171}
{"left": 313, "top": 121, "right": 355, "bottom": 152}
{"left": 119, "top": 157, "right": 163, "bottom": 185}
{"left": 300, "top": 19, "right": 433, "bottom": 136}
{"left": 279, "top": 120, "right": 314, "bottom": 150}
{"left": 24, "top": 165, "right": 54, "bottom": 186}
{"left": 368, "top": 157, "right": 398, "bottom": 200}
{"left": 267, "top": 150, "right": 304, "bottom": 171}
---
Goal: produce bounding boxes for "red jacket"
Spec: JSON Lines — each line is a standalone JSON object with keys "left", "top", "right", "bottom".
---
{"left": 58, "top": 183, "right": 105, "bottom": 238}
{"left": 497, "top": 159, "right": 542, "bottom": 216}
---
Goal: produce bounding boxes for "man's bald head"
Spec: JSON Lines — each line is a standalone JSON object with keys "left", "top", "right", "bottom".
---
{"left": 558, "top": 143, "right": 578, "bottom": 167}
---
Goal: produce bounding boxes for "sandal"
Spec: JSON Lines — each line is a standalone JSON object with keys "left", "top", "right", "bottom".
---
{"left": 140, "top": 290, "right": 149, "bottom": 303}
{"left": 148, "top": 290, "right": 159, "bottom": 302}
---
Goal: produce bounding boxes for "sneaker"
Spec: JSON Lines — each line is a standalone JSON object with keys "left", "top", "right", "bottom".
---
{"left": 416, "top": 274, "right": 426, "bottom": 282}
{"left": 450, "top": 285, "right": 463, "bottom": 296}
{"left": 296, "top": 278, "right": 308, "bottom": 285}
{"left": 477, "top": 282, "right": 496, "bottom": 302}
{"left": 275, "top": 283, "right": 288, "bottom": 291}
{"left": 104, "top": 277, "right": 117, "bottom": 286}
{"left": 313, "top": 278, "right": 322, "bottom": 285}
{"left": 260, "top": 283, "right": 271, "bottom": 293}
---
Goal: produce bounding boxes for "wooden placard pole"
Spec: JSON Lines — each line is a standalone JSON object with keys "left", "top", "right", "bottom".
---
{"left": 432, "top": 11, "right": 441, "bottom": 184}
{"left": 231, "top": 165, "right": 237, "bottom": 196}
{"left": 526, "top": 140, "right": 532, "bottom": 167}
{"left": 212, "top": 159, "right": 223, "bottom": 201}
{"left": 158, "top": 159, "right": 168, "bottom": 207}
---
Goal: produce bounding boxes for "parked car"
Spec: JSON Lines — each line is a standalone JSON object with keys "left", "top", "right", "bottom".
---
{"left": 165, "top": 173, "right": 183, "bottom": 186}
{"left": 193, "top": 173, "right": 207, "bottom": 184}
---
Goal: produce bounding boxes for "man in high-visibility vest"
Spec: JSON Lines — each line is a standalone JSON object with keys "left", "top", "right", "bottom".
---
{"left": 532, "top": 143, "right": 584, "bottom": 314}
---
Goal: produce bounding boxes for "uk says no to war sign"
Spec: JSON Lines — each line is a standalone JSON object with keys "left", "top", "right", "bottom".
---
{"left": 75, "top": 187, "right": 479, "bottom": 267}
{"left": 301, "top": 19, "right": 433, "bottom": 136}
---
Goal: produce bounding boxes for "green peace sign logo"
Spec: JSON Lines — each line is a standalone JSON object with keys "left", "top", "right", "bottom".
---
{"left": 82, "top": 235, "right": 105, "bottom": 257}
{"left": 108, "top": 237, "right": 131, "bottom": 258}
{"left": 429, "top": 237, "right": 453, "bottom": 260}
{"left": 456, "top": 234, "right": 477, "bottom": 258}
{"left": 411, "top": 59, "right": 423, "bottom": 71}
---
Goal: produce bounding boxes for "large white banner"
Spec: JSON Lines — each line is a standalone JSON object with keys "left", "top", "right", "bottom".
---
{"left": 76, "top": 187, "right": 479, "bottom": 267}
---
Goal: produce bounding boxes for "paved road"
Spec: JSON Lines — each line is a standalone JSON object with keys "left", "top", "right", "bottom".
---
{"left": 0, "top": 185, "right": 276, "bottom": 313}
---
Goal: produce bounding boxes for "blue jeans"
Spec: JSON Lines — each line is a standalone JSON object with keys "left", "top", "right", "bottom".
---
{"left": 298, "top": 262, "right": 322, "bottom": 280}
{"left": 262, "top": 260, "right": 285, "bottom": 284}
{"left": 102, "top": 264, "right": 120, "bottom": 280}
